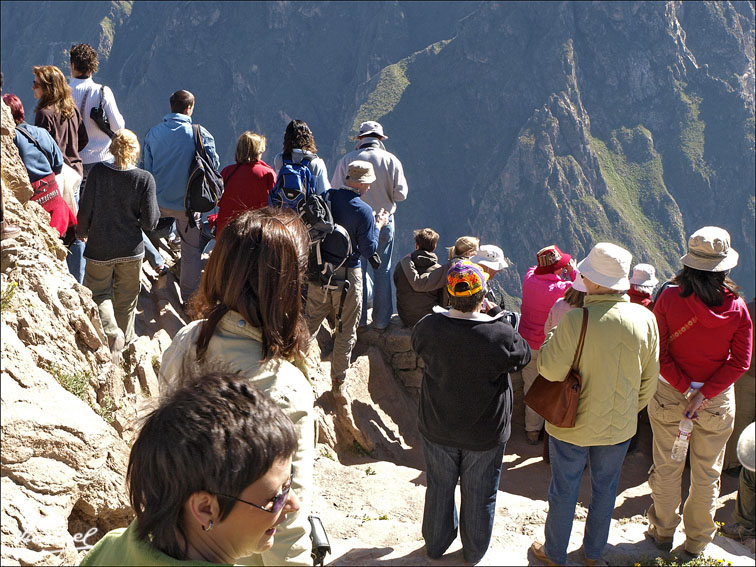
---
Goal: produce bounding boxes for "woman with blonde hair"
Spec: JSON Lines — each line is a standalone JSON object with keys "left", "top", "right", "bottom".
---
{"left": 159, "top": 208, "right": 316, "bottom": 566}
{"left": 33, "top": 64, "right": 89, "bottom": 282}
{"left": 216, "top": 131, "right": 276, "bottom": 236}
{"left": 77, "top": 129, "right": 159, "bottom": 360}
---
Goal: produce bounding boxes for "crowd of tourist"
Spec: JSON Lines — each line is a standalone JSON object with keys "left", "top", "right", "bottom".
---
{"left": 0, "top": 44, "right": 754, "bottom": 566}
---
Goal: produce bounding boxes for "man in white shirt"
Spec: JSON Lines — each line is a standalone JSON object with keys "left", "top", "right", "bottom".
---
{"left": 331, "top": 121, "right": 409, "bottom": 330}
{"left": 69, "top": 43, "right": 125, "bottom": 187}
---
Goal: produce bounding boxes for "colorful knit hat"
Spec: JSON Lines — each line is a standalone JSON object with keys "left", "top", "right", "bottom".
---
{"left": 447, "top": 260, "right": 489, "bottom": 297}
{"left": 534, "top": 245, "right": 572, "bottom": 275}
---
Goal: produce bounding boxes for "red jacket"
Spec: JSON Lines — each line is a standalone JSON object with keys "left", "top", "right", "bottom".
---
{"left": 654, "top": 285, "right": 753, "bottom": 399}
{"left": 628, "top": 287, "right": 654, "bottom": 310}
{"left": 216, "top": 160, "right": 276, "bottom": 236}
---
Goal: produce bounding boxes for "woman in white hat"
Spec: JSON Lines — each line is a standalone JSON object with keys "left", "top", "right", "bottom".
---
{"left": 628, "top": 263, "right": 659, "bottom": 310}
{"left": 646, "top": 226, "right": 753, "bottom": 558}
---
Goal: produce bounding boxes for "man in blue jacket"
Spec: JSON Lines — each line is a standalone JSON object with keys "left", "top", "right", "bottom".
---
{"left": 143, "top": 90, "right": 219, "bottom": 306}
{"left": 306, "top": 161, "right": 389, "bottom": 401}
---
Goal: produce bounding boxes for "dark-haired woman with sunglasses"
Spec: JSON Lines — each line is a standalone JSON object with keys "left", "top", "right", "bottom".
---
{"left": 81, "top": 372, "right": 300, "bottom": 565}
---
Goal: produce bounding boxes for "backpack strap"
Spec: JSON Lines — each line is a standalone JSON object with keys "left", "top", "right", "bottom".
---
{"left": 16, "top": 124, "right": 54, "bottom": 170}
{"left": 192, "top": 123, "right": 207, "bottom": 159}
{"left": 336, "top": 278, "right": 351, "bottom": 333}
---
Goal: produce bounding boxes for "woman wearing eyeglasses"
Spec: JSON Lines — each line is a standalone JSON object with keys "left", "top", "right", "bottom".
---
{"left": 81, "top": 372, "right": 300, "bottom": 565}
{"left": 159, "top": 207, "right": 316, "bottom": 566}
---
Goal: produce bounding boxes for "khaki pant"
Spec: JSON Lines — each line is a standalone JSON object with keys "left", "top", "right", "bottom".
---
{"left": 84, "top": 258, "right": 142, "bottom": 344}
{"left": 724, "top": 372, "right": 756, "bottom": 470}
{"left": 647, "top": 380, "right": 735, "bottom": 553}
{"left": 522, "top": 348, "right": 544, "bottom": 432}
{"left": 306, "top": 268, "right": 362, "bottom": 381}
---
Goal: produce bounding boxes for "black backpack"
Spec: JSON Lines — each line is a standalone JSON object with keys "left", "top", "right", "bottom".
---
{"left": 303, "top": 192, "right": 353, "bottom": 331}
{"left": 185, "top": 123, "right": 223, "bottom": 228}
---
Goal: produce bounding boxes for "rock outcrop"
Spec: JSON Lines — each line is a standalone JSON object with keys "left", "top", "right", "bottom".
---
{"left": 0, "top": 100, "right": 172, "bottom": 565}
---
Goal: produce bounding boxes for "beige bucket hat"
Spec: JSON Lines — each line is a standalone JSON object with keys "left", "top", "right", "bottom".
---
{"left": 577, "top": 242, "right": 632, "bottom": 290}
{"left": 680, "top": 226, "right": 739, "bottom": 272}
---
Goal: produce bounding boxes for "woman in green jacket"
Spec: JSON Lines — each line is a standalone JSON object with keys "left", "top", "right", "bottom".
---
{"left": 530, "top": 242, "right": 660, "bottom": 566}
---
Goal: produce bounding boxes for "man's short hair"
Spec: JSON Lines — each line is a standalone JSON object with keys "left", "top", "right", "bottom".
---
{"left": 128, "top": 371, "right": 297, "bottom": 559}
{"left": 449, "top": 289, "right": 485, "bottom": 313}
{"left": 414, "top": 228, "right": 439, "bottom": 252}
{"left": 170, "top": 90, "right": 195, "bottom": 114}
{"left": 69, "top": 43, "right": 99, "bottom": 75}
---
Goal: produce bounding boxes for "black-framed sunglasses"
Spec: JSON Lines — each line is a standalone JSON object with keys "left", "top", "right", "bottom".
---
{"left": 218, "top": 472, "right": 294, "bottom": 514}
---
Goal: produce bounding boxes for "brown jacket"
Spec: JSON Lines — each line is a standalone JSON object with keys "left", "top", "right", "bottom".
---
{"left": 35, "top": 106, "right": 88, "bottom": 177}
{"left": 394, "top": 249, "right": 444, "bottom": 327}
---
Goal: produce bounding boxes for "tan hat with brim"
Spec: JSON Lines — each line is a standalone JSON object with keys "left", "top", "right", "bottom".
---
{"left": 680, "top": 226, "right": 739, "bottom": 272}
{"left": 345, "top": 160, "right": 376, "bottom": 184}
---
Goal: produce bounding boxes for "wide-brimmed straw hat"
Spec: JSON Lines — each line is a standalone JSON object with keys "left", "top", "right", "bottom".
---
{"left": 577, "top": 243, "right": 632, "bottom": 290}
{"left": 680, "top": 226, "right": 739, "bottom": 272}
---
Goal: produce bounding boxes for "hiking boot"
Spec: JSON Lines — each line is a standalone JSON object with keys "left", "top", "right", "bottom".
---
{"left": 646, "top": 525, "right": 673, "bottom": 550}
{"left": 720, "top": 522, "right": 756, "bottom": 540}
{"left": 108, "top": 331, "right": 126, "bottom": 365}
{"left": 527, "top": 430, "right": 541, "bottom": 445}
{"left": 584, "top": 556, "right": 608, "bottom": 566}
{"left": 1, "top": 220, "right": 21, "bottom": 241}
{"left": 529, "top": 541, "right": 556, "bottom": 566}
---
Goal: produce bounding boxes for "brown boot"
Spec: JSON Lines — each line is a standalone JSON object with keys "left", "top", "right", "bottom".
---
{"left": 1, "top": 220, "right": 21, "bottom": 241}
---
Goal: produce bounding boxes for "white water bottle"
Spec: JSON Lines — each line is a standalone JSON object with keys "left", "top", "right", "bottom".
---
{"left": 671, "top": 417, "right": 694, "bottom": 461}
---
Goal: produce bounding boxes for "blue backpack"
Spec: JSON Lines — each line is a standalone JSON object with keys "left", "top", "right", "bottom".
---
{"left": 268, "top": 153, "right": 316, "bottom": 211}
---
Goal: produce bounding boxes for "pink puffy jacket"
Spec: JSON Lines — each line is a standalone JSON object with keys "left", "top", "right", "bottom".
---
{"left": 519, "top": 266, "right": 575, "bottom": 350}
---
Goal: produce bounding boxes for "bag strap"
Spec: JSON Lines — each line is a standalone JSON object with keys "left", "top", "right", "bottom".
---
{"left": 192, "top": 123, "right": 207, "bottom": 160}
{"left": 570, "top": 308, "right": 589, "bottom": 371}
{"left": 16, "top": 124, "right": 54, "bottom": 170}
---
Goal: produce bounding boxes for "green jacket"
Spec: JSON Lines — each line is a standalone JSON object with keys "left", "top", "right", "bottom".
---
{"left": 537, "top": 294, "right": 659, "bottom": 446}
{"left": 80, "top": 521, "right": 224, "bottom": 566}
{"left": 159, "top": 311, "right": 316, "bottom": 566}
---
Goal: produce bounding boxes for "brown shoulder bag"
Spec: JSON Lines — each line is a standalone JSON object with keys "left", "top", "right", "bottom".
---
{"left": 524, "top": 307, "right": 588, "bottom": 428}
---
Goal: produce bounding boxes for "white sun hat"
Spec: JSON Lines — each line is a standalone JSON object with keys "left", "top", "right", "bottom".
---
{"left": 577, "top": 242, "right": 632, "bottom": 291}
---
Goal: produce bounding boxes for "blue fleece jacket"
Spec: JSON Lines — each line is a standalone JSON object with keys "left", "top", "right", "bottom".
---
{"left": 13, "top": 123, "right": 64, "bottom": 182}
{"left": 327, "top": 187, "right": 378, "bottom": 268}
{"left": 143, "top": 113, "right": 219, "bottom": 211}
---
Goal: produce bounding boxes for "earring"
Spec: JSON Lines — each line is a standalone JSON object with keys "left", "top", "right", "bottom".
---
{"left": 202, "top": 520, "right": 214, "bottom": 532}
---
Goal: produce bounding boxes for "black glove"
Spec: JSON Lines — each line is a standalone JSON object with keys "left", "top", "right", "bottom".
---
{"left": 368, "top": 252, "right": 381, "bottom": 270}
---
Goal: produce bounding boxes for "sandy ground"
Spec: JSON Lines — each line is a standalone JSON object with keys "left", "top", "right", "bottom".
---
{"left": 309, "top": 336, "right": 754, "bottom": 566}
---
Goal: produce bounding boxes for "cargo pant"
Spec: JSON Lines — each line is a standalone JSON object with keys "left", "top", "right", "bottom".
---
{"left": 306, "top": 267, "right": 362, "bottom": 382}
{"left": 84, "top": 257, "right": 142, "bottom": 345}
{"left": 522, "top": 348, "right": 544, "bottom": 432}
{"left": 647, "top": 380, "right": 735, "bottom": 553}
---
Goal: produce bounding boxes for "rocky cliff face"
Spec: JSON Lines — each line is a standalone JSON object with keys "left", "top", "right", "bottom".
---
{"left": 1, "top": 1, "right": 752, "bottom": 297}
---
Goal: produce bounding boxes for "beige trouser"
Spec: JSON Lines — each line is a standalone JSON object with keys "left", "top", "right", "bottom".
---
{"left": 647, "top": 380, "right": 735, "bottom": 553}
{"left": 84, "top": 258, "right": 142, "bottom": 344}
{"left": 522, "top": 348, "right": 544, "bottom": 432}
{"left": 724, "top": 372, "right": 755, "bottom": 469}
{"left": 306, "top": 267, "right": 362, "bottom": 381}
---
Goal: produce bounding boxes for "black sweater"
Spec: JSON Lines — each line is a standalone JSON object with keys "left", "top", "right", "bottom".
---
{"left": 77, "top": 163, "right": 159, "bottom": 262}
{"left": 412, "top": 312, "right": 532, "bottom": 451}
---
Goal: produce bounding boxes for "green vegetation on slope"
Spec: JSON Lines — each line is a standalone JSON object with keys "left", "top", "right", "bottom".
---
{"left": 352, "top": 38, "right": 453, "bottom": 135}
{"left": 589, "top": 128, "right": 682, "bottom": 276}
{"left": 674, "top": 81, "right": 713, "bottom": 180}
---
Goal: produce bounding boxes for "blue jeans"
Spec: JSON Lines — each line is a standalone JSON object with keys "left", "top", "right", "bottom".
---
{"left": 422, "top": 436, "right": 506, "bottom": 564}
{"left": 360, "top": 214, "right": 394, "bottom": 328}
{"left": 142, "top": 231, "right": 165, "bottom": 269}
{"left": 544, "top": 436, "right": 631, "bottom": 564}
{"left": 66, "top": 238, "right": 86, "bottom": 283}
